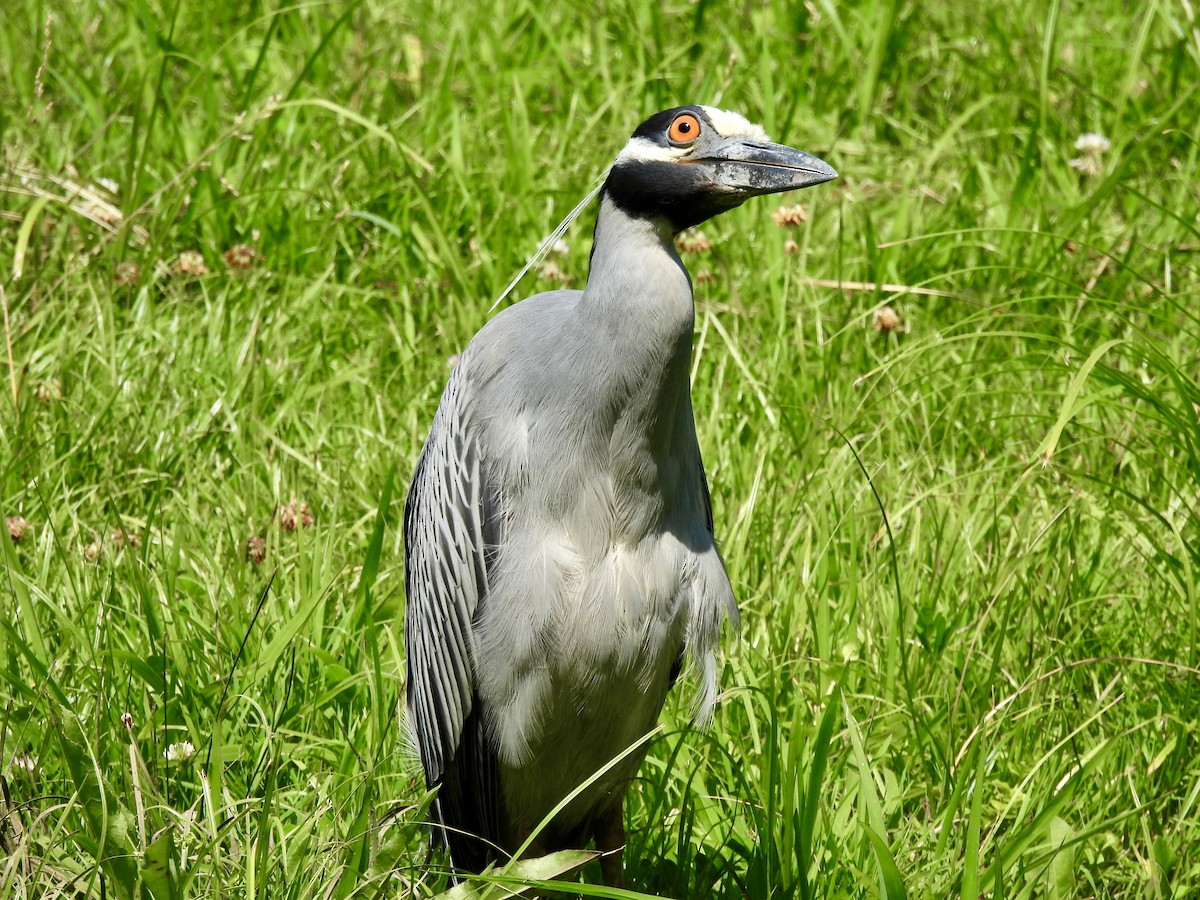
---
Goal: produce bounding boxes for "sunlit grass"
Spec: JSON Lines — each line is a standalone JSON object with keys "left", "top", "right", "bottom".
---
{"left": 2, "top": 0, "right": 1198, "bottom": 897}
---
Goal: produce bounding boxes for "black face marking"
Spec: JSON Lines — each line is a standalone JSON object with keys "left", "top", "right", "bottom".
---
{"left": 602, "top": 106, "right": 744, "bottom": 231}
{"left": 602, "top": 160, "right": 744, "bottom": 232}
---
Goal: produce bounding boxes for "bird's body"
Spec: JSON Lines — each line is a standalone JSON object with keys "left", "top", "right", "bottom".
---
{"left": 404, "top": 106, "right": 835, "bottom": 884}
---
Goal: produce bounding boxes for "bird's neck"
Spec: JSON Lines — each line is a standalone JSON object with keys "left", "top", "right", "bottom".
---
{"left": 580, "top": 194, "right": 698, "bottom": 505}
{"left": 582, "top": 194, "right": 694, "bottom": 345}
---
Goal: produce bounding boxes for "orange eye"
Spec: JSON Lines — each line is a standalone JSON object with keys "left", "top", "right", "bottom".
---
{"left": 668, "top": 113, "right": 701, "bottom": 144}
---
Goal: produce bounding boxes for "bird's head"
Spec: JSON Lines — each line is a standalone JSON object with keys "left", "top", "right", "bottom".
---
{"left": 602, "top": 106, "right": 837, "bottom": 233}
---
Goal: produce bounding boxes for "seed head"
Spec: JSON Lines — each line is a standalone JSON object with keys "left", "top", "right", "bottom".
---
{"left": 111, "top": 528, "right": 142, "bottom": 549}
{"left": 537, "top": 260, "right": 572, "bottom": 284}
{"left": 675, "top": 230, "right": 712, "bottom": 253}
{"left": 81, "top": 200, "right": 121, "bottom": 228}
{"left": 783, "top": 238, "right": 801, "bottom": 255}
{"left": 246, "top": 535, "right": 267, "bottom": 564}
{"left": 872, "top": 305, "right": 903, "bottom": 333}
{"left": 173, "top": 250, "right": 208, "bottom": 277}
{"left": 114, "top": 261, "right": 141, "bottom": 285}
{"left": 279, "top": 501, "right": 314, "bottom": 532}
{"left": 772, "top": 204, "right": 808, "bottom": 226}
{"left": 223, "top": 244, "right": 260, "bottom": 270}
{"left": 7, "top": 516, "right": 29, "bottom": 543}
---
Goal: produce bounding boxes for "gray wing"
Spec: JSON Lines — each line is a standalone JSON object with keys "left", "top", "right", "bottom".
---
{"left": 404, "top": 369, "right": 504, "bottom": 866}
{"left": 668, "top": 461, "right": 717, "bottom": 688}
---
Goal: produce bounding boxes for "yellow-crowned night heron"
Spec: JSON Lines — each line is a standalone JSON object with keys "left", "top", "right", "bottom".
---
{"left": 404, "top": 106, "right": 836, "bottom": 885}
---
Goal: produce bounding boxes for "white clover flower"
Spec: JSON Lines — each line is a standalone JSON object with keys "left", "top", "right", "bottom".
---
{"left": 1074, "top": 132, "right": 1111, "bottom": 155}
{"left": 164, "top": 740, "right": 196, "bottom": 762}
{"left": 1069, "top": 132, "right": 1110, "bottom": 178}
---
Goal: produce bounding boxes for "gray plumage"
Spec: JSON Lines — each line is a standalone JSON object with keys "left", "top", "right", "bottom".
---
{"left": 404, "top": 105, "right": 835, "bottom": 885}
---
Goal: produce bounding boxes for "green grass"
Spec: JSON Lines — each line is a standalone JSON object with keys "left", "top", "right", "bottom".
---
{"left": 1, "top": 0, "right": 1198, "bottom": 896}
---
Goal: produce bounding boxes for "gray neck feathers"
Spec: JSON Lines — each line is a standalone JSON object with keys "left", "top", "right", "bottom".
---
{"left": 583, "top": 194, "right": 694, "bottom": 343}
{"left": 580, "top": 195, "right": 698, "bottom": 493}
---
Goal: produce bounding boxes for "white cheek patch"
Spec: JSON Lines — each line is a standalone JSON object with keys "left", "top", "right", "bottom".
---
{"left": 614, "top": 136, "right": 689, "bottom": 164}
{"left": 699, "top": 106, "right": 769, "bottom": 141}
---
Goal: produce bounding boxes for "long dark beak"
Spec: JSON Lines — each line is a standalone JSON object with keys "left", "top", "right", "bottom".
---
{"left": 699, "top": 137, "right": 837, "bottom": 196}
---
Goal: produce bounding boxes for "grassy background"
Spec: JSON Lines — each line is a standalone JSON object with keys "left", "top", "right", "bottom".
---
{"left": 2, "top": 0, "right": 1199, "bottom": 896}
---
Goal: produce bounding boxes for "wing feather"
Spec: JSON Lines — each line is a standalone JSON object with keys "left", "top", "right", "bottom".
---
{"left": 404, "top": 369, "right": 505, "bottom": 867}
